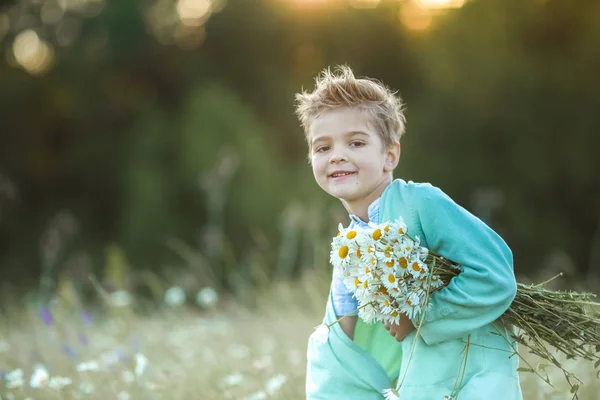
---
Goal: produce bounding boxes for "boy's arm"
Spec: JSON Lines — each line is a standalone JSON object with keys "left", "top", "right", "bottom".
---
{"left": 339, "top": 316, "right": 358, "bottom": 340}
{"left": 331, "top": 267, "right": 359, "bottom": 340}
{"left": 412, "top": 184, "right": 517, "bottom": 345}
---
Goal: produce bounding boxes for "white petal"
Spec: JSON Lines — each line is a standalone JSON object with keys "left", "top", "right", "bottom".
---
{"left": 223, "top": 373, "right": 244, "bottom": 386}
{"left": 265, "top": 374, "right": 287, "bottom": 395}
{"left": 164, "top": 286, "right": 186, "bottom": 307}
{"left": 312, "top": 324, "right": 330, "bottom": 345}
{"left": 196, "top": 287, "right": 218, "bottom": 308}
{"left": 134, "top": 353, "right": 149, "bottom": 376}
{"left": 29, "top": 364, "right": 49, "bottom": 388}
{"left": 383, "top": 388, "right": 400, "bottom": 400}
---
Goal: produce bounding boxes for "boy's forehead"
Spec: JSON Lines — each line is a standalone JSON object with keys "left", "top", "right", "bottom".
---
{"left": 309, "top": 108, "right": 376, "bottom": 140}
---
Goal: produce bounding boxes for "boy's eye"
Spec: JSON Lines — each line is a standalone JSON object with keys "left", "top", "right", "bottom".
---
{"left": 350, "top": 141, "right": 365, "bottom": 147}
{"left": 315, "top": 146, "right": 329, "bottom": 153}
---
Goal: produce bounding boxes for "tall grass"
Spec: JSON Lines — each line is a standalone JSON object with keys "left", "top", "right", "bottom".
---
{"left": 0, "top": 269, "right": 598, "bottom": 399}
{"left": 1, "top": 154, "right": 598, "bottom": 399}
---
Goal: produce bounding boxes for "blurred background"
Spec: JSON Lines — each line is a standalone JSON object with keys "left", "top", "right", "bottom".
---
{"left": 0, "top": 0, "right": 599, "bottom": 303}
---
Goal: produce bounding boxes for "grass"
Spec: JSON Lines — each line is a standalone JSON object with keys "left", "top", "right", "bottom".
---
{"left": 0, "top": 270, "right": 598, "bottom": 400}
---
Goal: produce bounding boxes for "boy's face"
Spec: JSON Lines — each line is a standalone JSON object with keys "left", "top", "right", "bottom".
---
{"left": 309, "top": 107, "right": 400, "bottom": 214}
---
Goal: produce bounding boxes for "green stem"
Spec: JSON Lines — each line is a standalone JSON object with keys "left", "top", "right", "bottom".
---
{"left": 396, "top": 258, "right": 435, "bottom": 390}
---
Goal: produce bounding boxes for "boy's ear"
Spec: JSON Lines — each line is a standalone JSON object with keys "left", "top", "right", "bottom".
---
{"left": 384, "top": 142, "right": 401, "bottom": 172}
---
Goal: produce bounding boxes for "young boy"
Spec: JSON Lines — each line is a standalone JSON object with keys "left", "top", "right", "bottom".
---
{"left": 295, "top": 66, "right": 522, "bottom": 399}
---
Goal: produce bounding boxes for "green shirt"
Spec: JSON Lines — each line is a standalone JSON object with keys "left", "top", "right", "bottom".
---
{"left": 306, "top": 179, "right": 522, "bottom": 399}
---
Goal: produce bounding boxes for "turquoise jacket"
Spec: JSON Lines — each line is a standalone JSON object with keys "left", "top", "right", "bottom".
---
{"left": 306, "top": 179, "right": 522, "bottom": 399}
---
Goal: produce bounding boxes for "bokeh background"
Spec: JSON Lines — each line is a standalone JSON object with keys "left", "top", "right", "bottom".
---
{"left": 1, "top": 0, "right": 599, "bottom": 300}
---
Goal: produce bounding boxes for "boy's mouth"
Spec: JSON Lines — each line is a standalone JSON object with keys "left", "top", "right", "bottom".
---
{"left": 329, "top": 171, "right": 356, "bottom": 179}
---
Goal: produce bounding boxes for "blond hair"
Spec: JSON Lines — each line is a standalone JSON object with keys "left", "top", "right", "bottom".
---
{"left": 294, "top": 65, "right": 406, "bottom": 154}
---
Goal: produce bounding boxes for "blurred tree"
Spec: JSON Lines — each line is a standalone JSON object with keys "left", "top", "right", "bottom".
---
{"left": 0, "top": 0, "right": 598, "bottom": 291}
{"left": 406, "top": 0, "right": 600, "bottom": 279}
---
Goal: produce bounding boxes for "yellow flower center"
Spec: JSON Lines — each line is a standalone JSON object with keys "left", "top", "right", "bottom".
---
{"left": 363, "top": 280, "right": 369, "bottom": 289}
{"left": 384, "top": 225, "right": 390, "bottom": 232}
{"left": 346, "top": 231, "right": 357, "bottom": 239}
{"left": 355, "top": 277, "right": 361, "bottom": 288}
{"left": 412, "top": 262, "right": 420, "bottom": 272}
{"left": 365, "top": 267, "right": 370, "bottom": 274}
{"left": 387, "top": 274, "right": 395, "bottom": 283}
{"left": 399, "top": 257, "right": 408, "bottom": 268}
{"left": 373, "top": 229, "right": 382, "bottom": 241}
{"left": 391, "top": 311, "right": 399, "bottom": 317}
{"left": 370, "top": 257, "right": 377, "bottom": 266}
{"left": 398, "top": 227, "right": 404, "bottom": 234}
{"left": 338, "top": 246, "right": 349, "bottom": 259}
{"left": 384, "top": 299, "right": 390, "bottom": 307}
{"left": 368, "top": 245, "right": 374, "bottom": 254}
{"left": 377, "top": 287, "right": 388, "bottom": 295}
{"left": 386, "top": 260, "right": 395, "bottom": 268}
{"left": 384, "top": 246, "right": 393, "bottom": 258}
{"left": 357, "top": 249, "right": 362, "bottom": 258}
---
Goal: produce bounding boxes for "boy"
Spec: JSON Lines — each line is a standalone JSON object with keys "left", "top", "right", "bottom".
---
{"left": 295, "top": 66, "right": 522, "bottom": 399}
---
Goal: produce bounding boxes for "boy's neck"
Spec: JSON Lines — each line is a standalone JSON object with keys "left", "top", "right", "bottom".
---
{"left": 342, "top": 176, "right": 393, "bottom": 222}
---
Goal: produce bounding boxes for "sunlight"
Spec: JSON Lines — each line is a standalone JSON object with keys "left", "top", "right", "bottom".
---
{"left": 399, "top": 0, "right": 466, "bottom": 32}
{"left": 12, "top": 29, "right": 54, "bottom": 75}
{"left": 349, "top": 0, "right": 381, "bottom": 9}
{"left": 285, "top": 0, "right": 465, "bottom": 8}
{"left": 177, "top": 0, "right": 213, "bottom": 26}
{"left": 416, "top": 0, "right": 465, "bottom": 9}
{"left": 286, "top": 0, "right": 331, "bottom": 5}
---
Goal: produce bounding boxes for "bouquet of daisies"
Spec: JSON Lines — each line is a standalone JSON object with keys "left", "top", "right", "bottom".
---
{"left": 330, "top": 218, "right": 458, "bottom": 324}
{"left": 329, "top": 217, "right": 600, "bottom": 395}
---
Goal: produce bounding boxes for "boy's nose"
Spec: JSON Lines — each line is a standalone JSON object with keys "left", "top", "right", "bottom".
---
{"left": 329, "top": 148, "right": 347, "bottom": 164}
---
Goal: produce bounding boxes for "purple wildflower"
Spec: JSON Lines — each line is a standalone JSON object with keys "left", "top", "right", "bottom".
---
{"left": 78, "top": 333, "right": 88, "bottom": 347}
{"left": 40, "top": 307, "right": 54, "bottom": 326}
{"left": 81, "top": 311, "right": 93, "bottom": 325}
{"left": 63, "top": 344, "right": 76, "bottom": 359}
{"left": 117, "top": 349, "right": 127, "bottom": 361}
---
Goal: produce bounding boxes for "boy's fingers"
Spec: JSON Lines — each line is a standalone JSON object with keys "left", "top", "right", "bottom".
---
{"left": 384, "top": 323, "right": 390, "bottom": 330}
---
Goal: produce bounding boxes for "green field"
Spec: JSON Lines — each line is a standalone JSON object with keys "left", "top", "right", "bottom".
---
{"left": 0, "top": 272, "right": 597, "bottom": 400}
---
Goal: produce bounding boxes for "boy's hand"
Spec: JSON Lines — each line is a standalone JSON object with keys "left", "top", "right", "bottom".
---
{"left": 384, "top": 313, "right": 415, "bottom": 342}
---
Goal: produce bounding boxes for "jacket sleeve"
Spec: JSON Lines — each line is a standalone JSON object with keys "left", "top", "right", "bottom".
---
{"left": 411, "top": 183, "right": 517, "bottom": 345}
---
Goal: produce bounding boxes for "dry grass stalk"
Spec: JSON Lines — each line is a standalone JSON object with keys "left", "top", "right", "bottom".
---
{"left": 427, "top": 255, "right": 600, "bottom": 398}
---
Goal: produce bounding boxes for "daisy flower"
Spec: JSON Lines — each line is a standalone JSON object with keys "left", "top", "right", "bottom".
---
{"left": 408, "top": 259, "right": 428, "bottom": 279}
{"left": 380, "top": 245, "right": 396, "bottom": 264}
{"left": 329, "top": 237, "right": 355, "bottom": 269}
{"left": 385, "top": 308, "right": 403, "bottom": 325}
{"left": 29, "top": 364, "right": 49, "bottom": 388}
{"left": 395, "top": 251, "right": 410, "bottom": 276}
{"left": 382, "top": 271, "right": 400, "bottom": 291}
{"left": 376, "top": 295, "right": 395, "bottom": 315}
{"left": 312, "top": 324, "right": 330, "bottom": 345}
{"left": 48, "top": 376, "right": 73, "bottom": 390}
{"left": 355, "top": 277, "right": 373, "bottom": 299}
{"left": 383, "top": 388, "right": 400, "bottom": 400}
{"left": 429, "top": 274, "right": 444, "bottom": 289}
{"left": 391, "top": 217, "right": 407, "bottom": 235}
{"left": 358, "top": 305, "right": 378, "bottom": 324}
{"left": 418, "top": 246, "right": 429, "bottom": 261}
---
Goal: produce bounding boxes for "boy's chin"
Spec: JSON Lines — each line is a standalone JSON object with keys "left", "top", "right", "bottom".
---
{"left": 328, "top": 190, "right": 359, "bottom": 203}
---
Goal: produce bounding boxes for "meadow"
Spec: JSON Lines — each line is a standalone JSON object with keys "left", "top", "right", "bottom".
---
{"left": 0, "top": 269, "right": 598, "bottom": 400}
